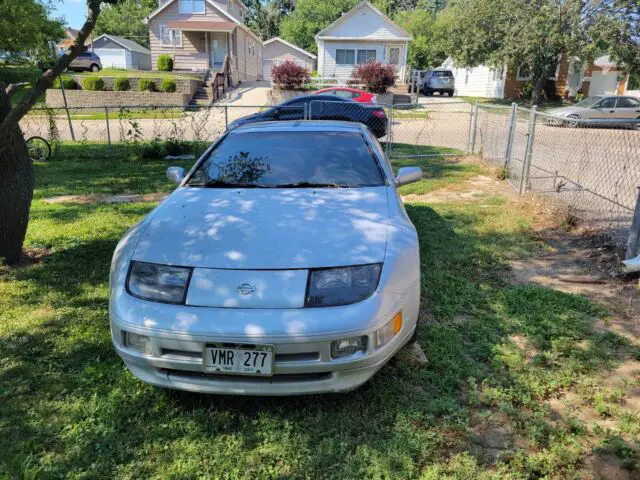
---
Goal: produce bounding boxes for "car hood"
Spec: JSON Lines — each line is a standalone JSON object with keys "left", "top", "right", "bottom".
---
{"left": 132, "top": 186, "right": 390, "bottom": 269}
{"left": 546, "top": 106, "right": 590, "bottom": 116}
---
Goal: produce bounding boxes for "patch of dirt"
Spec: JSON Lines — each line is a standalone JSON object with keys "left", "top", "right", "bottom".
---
{"left": 43, "top": 192, "right": 169, "bottom": 205}
{"left": 402, "top": 174, "right": 515, "bottom": 203}
{"left": 583, "top": 453, "right": 638, "bottom": 480}
{"left": 469, "top": 410, "right": 517, "bottom": 464}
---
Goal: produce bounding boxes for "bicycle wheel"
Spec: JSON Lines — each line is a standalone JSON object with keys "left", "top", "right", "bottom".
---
{"left": 26, "top": 136, "right": 51, "bottom": 162}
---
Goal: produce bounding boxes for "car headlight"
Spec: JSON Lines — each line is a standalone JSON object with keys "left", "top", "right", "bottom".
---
{"left": 126, "top": 261, "right": 192, "bottom": 304}
{"left": 305, "top": 264, "right": 382, "bottom": 307}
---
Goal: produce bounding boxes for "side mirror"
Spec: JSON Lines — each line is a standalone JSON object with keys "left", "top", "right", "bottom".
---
{"left": 395, "top": 167, "right": 423, "bottom": 187}
{"left": 167, "top": 166, "right": 186, "bottom": 185}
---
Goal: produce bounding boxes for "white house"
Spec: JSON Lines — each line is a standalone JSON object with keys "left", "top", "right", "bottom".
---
{"left": 315, "top": 1, "right": 411, "bottom": 84}
{"left": 263, "top": 37, "right": 316, "bottom": 80}
{"left": 92, "top": 34, "right": 152, "bottom": 70}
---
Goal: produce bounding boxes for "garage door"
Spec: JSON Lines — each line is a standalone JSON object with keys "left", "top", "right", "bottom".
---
{"left": 95, "top": 48, "right": 127, "bottom": 69}
{"left": 589, "top": 71, "right": 619, "bottom": 96}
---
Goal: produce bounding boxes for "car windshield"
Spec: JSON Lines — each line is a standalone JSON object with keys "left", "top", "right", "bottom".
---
{"left": 574, "top": 96, "right": 603, "bottom": 107}
{"left": 433, "top": 71, "right": 453, "bottom": 77}
{"left": 187, "top": 131, "right": 386, "bottom": 188}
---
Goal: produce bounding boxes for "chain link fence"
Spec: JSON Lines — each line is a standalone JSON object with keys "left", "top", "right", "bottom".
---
{"left": 473, "top": 103, "right": 640, "bottom": 256}
{"left": 19, "top": 99, "right": 640, "bottom": 256}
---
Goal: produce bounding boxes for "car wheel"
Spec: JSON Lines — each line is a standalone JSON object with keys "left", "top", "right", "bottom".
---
{"left": 566, "top": 114, "right": 580, "bottom": 128}
{"left": 447, "top": 91, "right": 454, "bottom": 97}
{"left": 90, "top": 64, "right": 100, "bottom": 72}
{"left": 634, "top": 116, "right": 640, "bottom": 130}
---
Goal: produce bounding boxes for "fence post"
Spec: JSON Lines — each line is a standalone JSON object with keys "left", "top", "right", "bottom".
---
{"left": 385, "top": 104, "right": 393, "bottom": 158}
{"left": 626, "top": 187, "right": 640, "bottom": 259}
{"left": 466, "top": 103, "right": 477, "bottom": 153}
{"left": 104, "top": 107, "right": 111, "bottom": 156}
{"left": 59, "top": 78, "right": 76, "bottom": 142}
{"left": 468, "top": 102, "right": 479, "bottom": 154}
{"left": 224, "top": 105, "right": 228, "bottom": 130}
{"left": 503, "top": 102, "right": 517, "bottom": 167}
{"left": 519, "top": 105, "right": 538, "bottom": 194}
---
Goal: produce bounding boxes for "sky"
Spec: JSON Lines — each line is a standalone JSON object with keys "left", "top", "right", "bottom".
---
{"left": 52, "top": 0, "right": 89, "bottom": 29}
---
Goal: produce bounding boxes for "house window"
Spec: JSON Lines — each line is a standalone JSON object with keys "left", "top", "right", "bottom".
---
{"left": 179, "top": 0, "right": 205, "bottom": 14}
{"left": 336, "top": 49, "right": 355, "bottom": 65}
{"left": 388, "top": 47, "right": 400, "bottom": 65}
{"left": 357, "top": 49, "right": 376, "bottom": 64}
{"left": 229, "top": 1, "right": 234, "bottom": 12}
{"left": 159, "top": 24, "right": 182, "bottom": 47}
{"left": 516, "top": 64, "right": 532, "bottom": 81}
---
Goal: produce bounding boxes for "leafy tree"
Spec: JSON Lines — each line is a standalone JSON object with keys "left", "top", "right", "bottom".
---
{"left": 245, "top": 0, "right": 295, "bottom": 40}
{"left": 94, "top": 0, "right": 155, "bottom": 48}
{"left": 394, "top": 8, "right": 446, "bottom": 69}
{"left": 0, "top": 0, "right": 115, "bottom": 265}
{"left": 0, "top": 0, "right": 64, "bottom": 57}
{"left": 436, "top": 0, "right": 639, "bottom": 105}
{"left": 280, "top": 0, "right": 359, "bottom": 54}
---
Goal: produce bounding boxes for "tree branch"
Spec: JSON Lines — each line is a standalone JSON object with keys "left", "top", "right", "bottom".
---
{"left": 5, "top": 83, "right": 31, "bottom": 99}
{"left": 0, "top": 0, "right": 102, "bottom": 133}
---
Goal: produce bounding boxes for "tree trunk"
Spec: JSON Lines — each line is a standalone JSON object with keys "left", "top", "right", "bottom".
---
{"left": 531, "top": 73, "right": 547, "bottom": 107}
{"left": 0, "top": 88, "right": 33, "bottom": 265}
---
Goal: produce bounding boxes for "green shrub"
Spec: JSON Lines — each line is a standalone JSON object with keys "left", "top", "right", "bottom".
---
{"left": 114, "top": 77, "right": 130, "bottom": 91}
{"left": 157, "top": 55, "right": 174, "bottom": 72}
{"left": 138, "top": 79, "right": 156, "bottom": 92}
{"left": 164, "top": 138, "right": 190, "bottom": 156}
{"left": 161, "top": 77, "right": 177, "bottom": 93}
{"left": 52, "top": 77, "right": 78, "bottom": 90}
{"left": 82, "top": 76, "right": 104, "bottom": 91}
{"left": 137, "top": 139, "right": 165, "bottom": 160}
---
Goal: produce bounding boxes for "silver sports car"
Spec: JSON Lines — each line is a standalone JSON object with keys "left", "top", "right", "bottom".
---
{"left": 109, "top": 121, "right": 423, "bottom": 395}
{"left": 546, "top": 95, "right": 640, "bottom": 127}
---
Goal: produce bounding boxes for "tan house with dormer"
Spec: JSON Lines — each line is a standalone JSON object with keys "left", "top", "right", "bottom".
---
{"left": 144, "top": 0, "right": 263, "bottom": 84}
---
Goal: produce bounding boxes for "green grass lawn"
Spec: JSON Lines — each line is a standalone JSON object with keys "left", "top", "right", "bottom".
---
{"left": 1, "top": 143, "right": 638, "bottom": 478}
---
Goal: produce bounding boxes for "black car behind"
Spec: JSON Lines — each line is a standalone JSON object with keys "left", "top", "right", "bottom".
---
{"left": 228, "top": 94, "right": 388, "bottom": 138}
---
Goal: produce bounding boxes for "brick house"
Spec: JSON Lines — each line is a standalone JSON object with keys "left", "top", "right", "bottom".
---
{"left": 444, "top": 55, "right": 630, "bottom": 99}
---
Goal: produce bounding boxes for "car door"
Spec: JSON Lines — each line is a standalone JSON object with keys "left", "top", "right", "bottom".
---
{"left": 613, "top": 97, "right": 640, "bottom": 119}
{"left": 590, "top": 97, "right": 618, "bottom": 119}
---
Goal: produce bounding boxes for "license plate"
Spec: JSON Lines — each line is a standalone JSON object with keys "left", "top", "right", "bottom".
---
{"left": 203, "top": 344, "right": 274, "bottom": 376}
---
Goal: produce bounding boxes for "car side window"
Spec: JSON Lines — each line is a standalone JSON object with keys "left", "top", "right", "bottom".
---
{"left": 596, "top": 98, "right": 617, "bottom": 109}
{"left": 617, "top": 97, "right": 640, "bottom": 108}
{"left": 334, "top": 90, "right": 352, "bottom": 100}
{"left": 352, "top": 92, "right": 361, "bottom": 99}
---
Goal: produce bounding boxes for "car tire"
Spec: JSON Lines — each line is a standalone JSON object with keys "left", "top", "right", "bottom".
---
{"left": 90, "top": 64, "right": 100, "bottom": 72}
{"left": 447, "top": 91, "right": 454, "bottom": 97}
{"left": 634, "top": 116, "right": 640, "bottom": 130}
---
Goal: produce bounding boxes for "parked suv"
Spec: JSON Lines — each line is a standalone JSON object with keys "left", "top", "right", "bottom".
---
{"left": 421, "top": 68, "right": 455, "bottom": 96}
{"left": 68, "top": 51, "right": 102, "bottom": 72}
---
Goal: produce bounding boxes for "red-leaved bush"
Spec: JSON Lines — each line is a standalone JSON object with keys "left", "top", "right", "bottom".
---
{"left": 352, "top": 62, "right": 396, "bottom": 94}
{"left": 271, "top": 60, "right": 310, "bottom": 90}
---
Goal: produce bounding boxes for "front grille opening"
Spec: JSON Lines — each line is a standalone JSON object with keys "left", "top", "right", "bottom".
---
{"left": 160, "top": 348, "right": 202, "bottom": 360}
{"left": 275, "top": 352, "right": 320, "bottom": 363}
{"left": 165, "top": 369, "right": 332, "bottom": 384}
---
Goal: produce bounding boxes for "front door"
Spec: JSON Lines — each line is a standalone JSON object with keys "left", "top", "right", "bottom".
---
{"left": 386, "top": 44, "right": 403, "bottom": 80}
{"left": 211, "top": 32, "right": 228, "bottom": 67}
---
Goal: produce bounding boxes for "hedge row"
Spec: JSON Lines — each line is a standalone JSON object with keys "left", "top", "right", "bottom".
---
{"left": 51, "top": 76, "right": 179, "bottom": 93}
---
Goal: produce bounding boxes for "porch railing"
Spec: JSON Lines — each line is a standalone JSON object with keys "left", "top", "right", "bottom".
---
{"left": 211, "top": 55, "right": 232, "bottom": 102}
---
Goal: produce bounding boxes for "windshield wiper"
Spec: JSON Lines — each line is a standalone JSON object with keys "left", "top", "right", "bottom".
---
{"left": 272, "top": 182, "right": 349, "bottom": 188}
{"left": 202, "top": 180, "right": 270, "bottom": 188}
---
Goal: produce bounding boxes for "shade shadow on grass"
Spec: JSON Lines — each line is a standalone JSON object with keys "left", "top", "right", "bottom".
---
{"left": 1, "top": 162, "right": 637, "bottom": 477}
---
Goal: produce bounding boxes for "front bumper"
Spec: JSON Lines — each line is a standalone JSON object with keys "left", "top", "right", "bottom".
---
{"left": 110, "top": 281, "right": 420, "bottom": 395}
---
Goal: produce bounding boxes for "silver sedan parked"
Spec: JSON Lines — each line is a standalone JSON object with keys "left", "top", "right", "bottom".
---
{"left": 546, "top": 95, "right": 640, "bottom": 127}
{"left": 109, "top": 121, "right": 423, "bottom": 395}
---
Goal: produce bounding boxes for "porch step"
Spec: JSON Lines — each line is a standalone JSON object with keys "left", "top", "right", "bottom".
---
{"left": 189, "top": 69, "right": 215, "bottom": 107}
